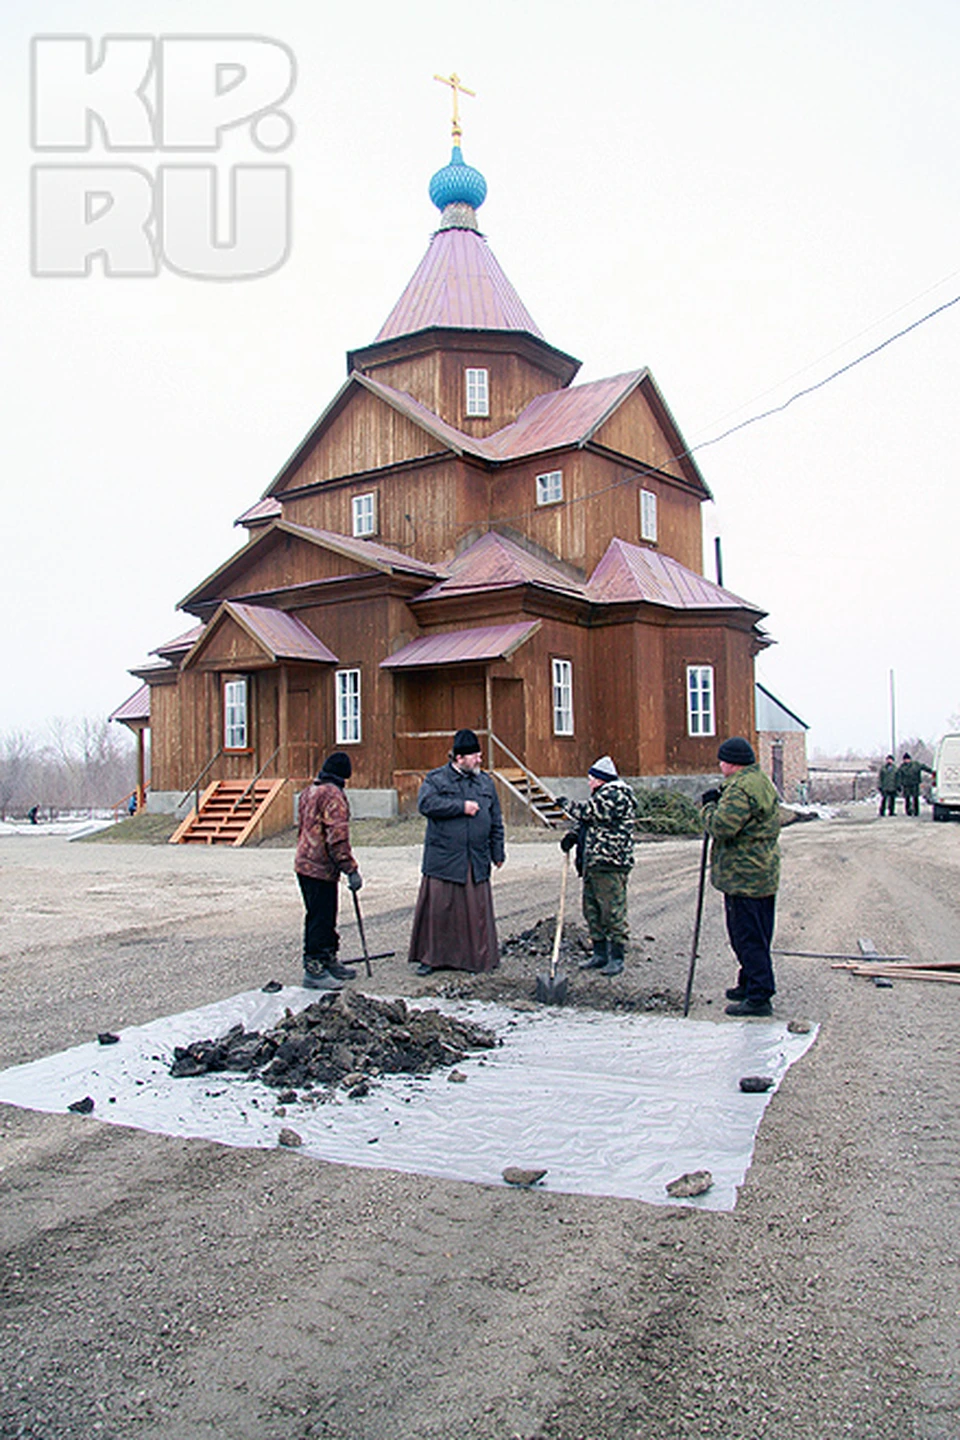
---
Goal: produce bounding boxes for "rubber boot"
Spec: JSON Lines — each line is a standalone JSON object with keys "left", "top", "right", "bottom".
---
{"left": 600, "top": 941, "right": 624, "bottom": 977}
{"left": 580, "top": 938, "right": 609, "bottom": 970}
{"left": 303, "top": 950, "right": 344, "bottom": 991}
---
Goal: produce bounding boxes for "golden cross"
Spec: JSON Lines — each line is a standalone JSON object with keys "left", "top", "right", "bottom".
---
{"left": 433, "top": 71, "right": 476, "bottom": 145}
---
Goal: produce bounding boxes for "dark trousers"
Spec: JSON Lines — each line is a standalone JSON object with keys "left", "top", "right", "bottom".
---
{"left": 879, "top": 792, "right": 896, "bottom": 816}
{"left": 903, "top": 789, "right": 920, "bottom": 816}
{"left": 297, "top": 874, "right": 340, "bottom": 960}
{"left": 724, "top": 893, "right": 776, "bottom": 1003}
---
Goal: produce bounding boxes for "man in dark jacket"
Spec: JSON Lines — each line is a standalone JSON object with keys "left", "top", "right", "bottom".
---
{"left": 897, "top": 752, "right": 933, "bottom": 817}
{"left": 702, "top": 736, "right": 781, "bottom": 1017}
{"left": 407, "top": 729, "right": 505, "bottom": 976}
{"left": 557, "top": 755, "right": 638, "bottom": 976}
{"left": 294, "top": 751, "right": 362, "bottom": 990}
{"left": 878, "top": 755, "right": 899, "bottom": 816}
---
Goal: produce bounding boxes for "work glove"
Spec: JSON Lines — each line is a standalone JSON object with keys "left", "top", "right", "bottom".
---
{"left": 347, "top": 870, "right": 363, "bottom": 892}
{"left": 701, "top": 789, "right": 721, "bottom": 806}
{"left": 554, "top": 795, "right": 570, "bottom": 811}
{"left": 559, "top": 830, "right": 577, "bottom": 853}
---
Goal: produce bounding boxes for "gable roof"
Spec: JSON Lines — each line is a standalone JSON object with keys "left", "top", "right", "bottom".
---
{"left": 182, "top": 601, "right": 339, "bottom": 670}
{"left": 482, "top": 371, "right": 647, "bottom": 460}
{"left": 381, "top": 620, "right": 541, "bottom": 670}
{"left": 179, "top": 520, "right": 444, "bottom": 612}
{"left": 587, "top": 538, "right": 766, "bottom": 615}
{"left": 414, "top": 530, "right": 588, "bottom": 605}
{"left": 756, "top": 682, "right": 808, "bottom": 731}
{"left": 376, "top": 227, "right": 543, "bottom": 342}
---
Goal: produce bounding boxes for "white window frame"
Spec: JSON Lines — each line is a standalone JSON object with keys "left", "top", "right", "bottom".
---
{"left": 335, "top": 669, "right": 361, "bottom": 745}
{"left": 640, "top": 487, "right": 658, "bottom": 542}
{"left": 223, "top": 677, "right": 249, "bottom": 751}
{"left": 536, "top": 469, "right": 563, "bottom": 506}
{"left": 552, "top": 658, "right": 574, "bottom": 736}
{"left": 465, "top": 367, "right": 489, "bottom": 417}
{"left": 687, "top": 665, "right": 715, "bottom": 737}
{"left": 352, "top": 491, "right": 378, "bottom": 537}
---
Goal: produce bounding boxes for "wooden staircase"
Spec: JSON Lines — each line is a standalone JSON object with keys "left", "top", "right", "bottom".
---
{"left": 170, "top": 778, "right": 286, "bottom": 846}
{"left": 493, "top": 767, "right": 568, "bottom": 828}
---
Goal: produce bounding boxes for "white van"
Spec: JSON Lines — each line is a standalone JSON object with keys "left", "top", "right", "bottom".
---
{"left": 932, "top": 734, "right": 960, "bottom": 821}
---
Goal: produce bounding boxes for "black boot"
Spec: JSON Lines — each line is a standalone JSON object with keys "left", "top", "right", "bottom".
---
{"left": 302, "top": 951, "right": 344, "bottom": 991}
{"left": 600, "top": 942, "right": 624, "bottom": 977}
{"left": 325, "top": 955, "right": 357, "bottom": 981}
{"left": 580, "top": 938, "right": 609, "bottom": 970}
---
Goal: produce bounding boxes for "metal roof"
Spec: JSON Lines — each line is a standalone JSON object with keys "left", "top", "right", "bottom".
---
{"left": 109, "top": 684, "right": 150, "bottom": 724}
{"left": 152, "top": 625, "right": 205, "bottom": 659}
{"left": 235, "top": 496, "right": 282, "bottom": 527}
{"left": 376, "top": 228, "right": 543, "bottom": 342}
{"left": 381, "top": 620, "right": 540, "bottom": 669}
{"left": 415, "top": 530, "right": 587, "bottom": 603}
{"left": 587, "top": 539, "right": 765, "bottom": 613}
{"left": 483, "top": 371, "right": 646, "bottom": 460}
{"left": 222, "top": 603, "right": 339, "bottom": 663}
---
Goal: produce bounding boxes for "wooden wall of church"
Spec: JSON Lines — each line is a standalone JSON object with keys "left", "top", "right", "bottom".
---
{"left": 360, "top": 342, "right": 565, "bottom": 437}
{"left": 487, "top": 453, "right": 704, "bottom": 576}
{"left": 277, "top": 389, "right": 444, "bottom": 492}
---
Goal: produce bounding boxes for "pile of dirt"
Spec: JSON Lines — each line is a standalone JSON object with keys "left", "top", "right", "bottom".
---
{"left": 169, "top": 990, "right": 498, "bottom": 1089}
{"left": 499, "top": 916, "right": 593, "bottom": 968}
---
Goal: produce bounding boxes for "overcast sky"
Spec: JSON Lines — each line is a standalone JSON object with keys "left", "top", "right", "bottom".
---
{"left": 3, "top": 0, "right": 958, "bottom": 756}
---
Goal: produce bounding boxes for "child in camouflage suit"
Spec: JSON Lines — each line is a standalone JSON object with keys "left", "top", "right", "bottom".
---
{"left": 557, "top": 755, "right": 638, "bottom": 976}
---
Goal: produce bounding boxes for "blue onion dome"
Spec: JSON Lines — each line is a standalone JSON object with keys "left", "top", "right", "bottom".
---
{"left": 429, "top": 146, "right": 487, "bottom": 231}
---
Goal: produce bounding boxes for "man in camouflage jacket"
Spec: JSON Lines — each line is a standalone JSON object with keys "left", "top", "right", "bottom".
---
{"left": 878, "top": 755, "right": 899, "bottom": 816}
{"left": 701, "top": 736, "right": 781, "bottom": 1017}
{"left": 896, "top": 752, "right": 933, "bottom": 817}
{"left": 558, "top": 755, "right": 638, "bottom": 977}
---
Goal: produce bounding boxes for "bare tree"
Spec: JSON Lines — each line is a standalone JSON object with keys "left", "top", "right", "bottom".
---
{"left": 0, "top": 731, "right": 38, "bottom": 820}
{"left": 0, "top": 719, "right": 136, "bottom": 817}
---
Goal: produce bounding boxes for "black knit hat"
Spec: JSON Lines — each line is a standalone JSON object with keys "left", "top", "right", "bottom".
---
{"left": 717, "top": 736, "right": 755, "bottom": 766}
{"left": 320, "top": 751, "right": 352, "bottom": 780}
{"left": 452, "top": 728, "right": 482, "bottom": 756}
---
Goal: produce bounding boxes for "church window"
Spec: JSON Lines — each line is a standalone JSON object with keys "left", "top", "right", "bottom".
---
{"left": 552, "top": 658, "right": 574, "bottom": 736}
{"left": 640, "top": 488, "right": 658, "bottom": 542}
{"left": 352, "top": 492, "right": 378, "bottom": 537}
{"left": 687, "top": 665, "right": 715, "bottom": 737}
{"left": 465, "top": 367, "right": 489, "bottom": 417}
{"left": 336, "top": 669, "right": 361, "bottom": 744}
{"left": 223, "top": 677, "right": 249, "bottom": 750}
{"left": 536, "top": 470, "right": 563, "bottom": 506}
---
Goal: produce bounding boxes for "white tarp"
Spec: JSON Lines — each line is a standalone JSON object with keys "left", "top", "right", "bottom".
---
{"left": 0, "top": 989, "right": 817, "bottom": 1210}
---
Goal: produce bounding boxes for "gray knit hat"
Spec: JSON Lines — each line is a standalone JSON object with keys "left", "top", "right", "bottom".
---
{"left": 588, "top": 755, "right": 618, "bottom": 781}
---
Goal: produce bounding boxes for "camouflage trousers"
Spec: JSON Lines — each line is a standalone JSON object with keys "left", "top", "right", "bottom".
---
{"left": 582, "top": 867, "right": 630, "bottom": 945}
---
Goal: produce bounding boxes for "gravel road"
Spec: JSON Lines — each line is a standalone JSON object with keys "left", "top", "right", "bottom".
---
{"left": 1, "top": 810, "right": 958, "bottom": 1439}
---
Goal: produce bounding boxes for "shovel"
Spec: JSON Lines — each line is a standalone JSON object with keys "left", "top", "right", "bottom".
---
{"left": 349, "top": 886, "right": 395, "bottom": 979}
{"left": 682, "top": 828, "right": 710, "bottom": 1017}
{"left": 535, "top": 851, "right": 570, "bottom": 1005}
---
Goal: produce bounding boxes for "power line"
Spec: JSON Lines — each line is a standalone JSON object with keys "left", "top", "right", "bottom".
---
{"left": 681, "top": 291, "right": 960, "bottom": 458}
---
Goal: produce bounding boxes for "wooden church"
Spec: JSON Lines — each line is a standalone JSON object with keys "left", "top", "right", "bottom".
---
{"left": 117, "top": 107, "right": 770, "bottom": 842}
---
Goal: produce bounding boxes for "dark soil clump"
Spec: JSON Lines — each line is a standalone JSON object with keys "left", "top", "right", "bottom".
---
{"left": 169, "top": 990, "right": 498, "bottom": 1089}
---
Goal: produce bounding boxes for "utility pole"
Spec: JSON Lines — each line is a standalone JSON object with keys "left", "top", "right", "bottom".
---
{"left": 889, "top": 669, "right": 897, "bottom": 756}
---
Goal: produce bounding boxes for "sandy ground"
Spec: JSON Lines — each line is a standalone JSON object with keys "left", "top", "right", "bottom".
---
{"left": 1, "top": 809, "right": 958, "bottom": 1440}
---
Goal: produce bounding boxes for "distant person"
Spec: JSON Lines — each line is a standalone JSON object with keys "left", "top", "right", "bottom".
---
{"left": 408, "top": 729, "right": 504, "bottom": 976}
{"left": 702, "top": 737, "right": 781, "bottom": 1017}
{"left": 556, "top": 755, "right": 638, "bottom": 976}
{"left": 878, "top": 755, "right": 899, "bottom": 816}
{"left": 897, "top": 752, "right": 934, "bottom": 817}
{"left": 127, "top": 793, "right": 137, "bottom": 817}
{"left": 294, "top": 752, "right": 363, "bottom": 990}
{"left": 27, "top": 805, "right": 39, "bottom": 825}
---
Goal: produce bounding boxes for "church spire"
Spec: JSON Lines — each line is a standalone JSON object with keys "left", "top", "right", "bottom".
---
{"left": 429, "top": 71, "right": 487, "bottom": 232}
